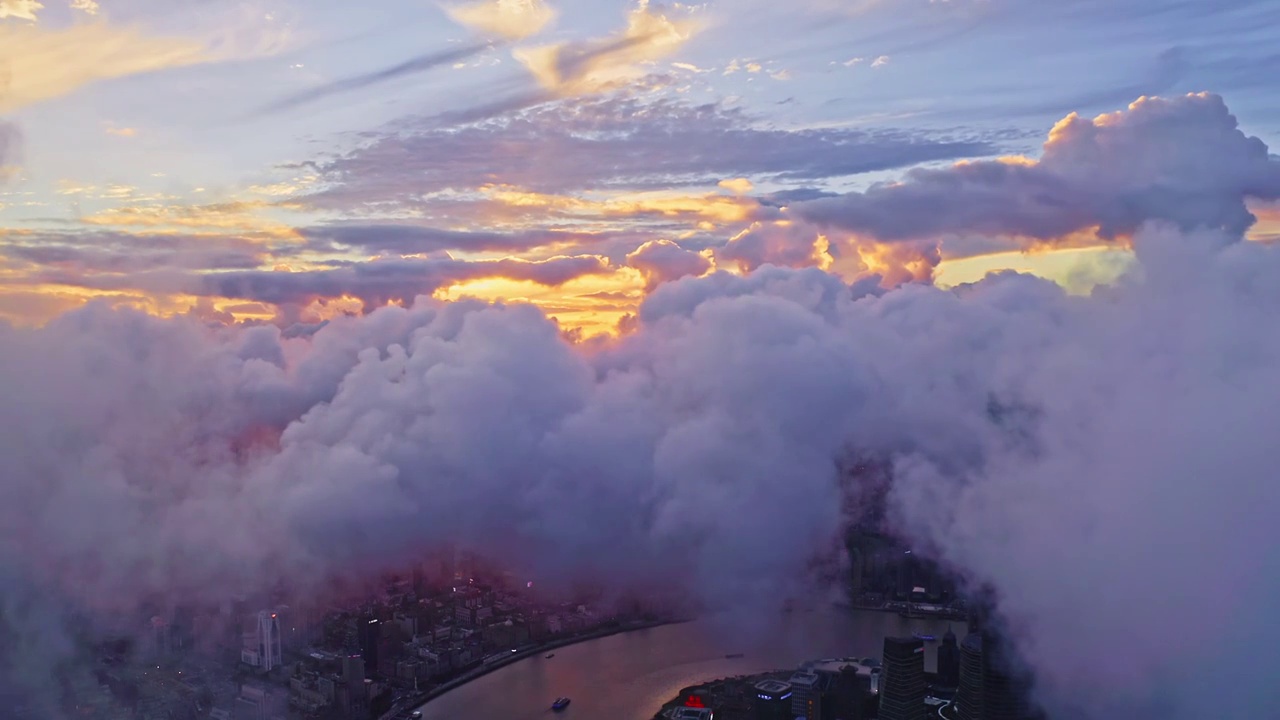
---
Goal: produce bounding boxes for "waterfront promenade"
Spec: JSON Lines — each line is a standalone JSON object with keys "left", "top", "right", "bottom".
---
{"left": 381, "top": 618, "right": 686, "bottom": 720}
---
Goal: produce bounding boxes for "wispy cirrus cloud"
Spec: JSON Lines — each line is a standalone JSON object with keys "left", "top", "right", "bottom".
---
{"left": 0, "top": 23, "right": 208, "bottom": 112}
{"left": 255, "top": 43, "right": 492, "bottom": 115}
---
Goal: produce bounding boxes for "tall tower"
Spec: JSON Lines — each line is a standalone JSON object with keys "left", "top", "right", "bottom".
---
{"left": 937, "top": 626, "right": 960, "bottom": 687}
{"left": 954, "top": 632, "right": 983, "bottom": 720}
{"left": 359, "top": 618, "right": 381, "bottom": 674}
{"left": 982, "top": 630, "right": 1040, "bottom": 720}
{"left": 879, "top": 637, "right": 926, "bottom": 720}
{"left": 256, "top": 611, "right": 282, "bottom": 672}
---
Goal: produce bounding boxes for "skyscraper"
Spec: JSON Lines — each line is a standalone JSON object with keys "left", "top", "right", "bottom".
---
{"left": 359, "top": 618, "right": 381, "bottom": 674}
{"left": 954, "top": 632, "right": 983, "bottom": 720}
{"left": 752, "top": 679, "right": 792, "bottom": 720}
{"left": 789, "top": 670, "right": 822, "bottom": 719}
{"left": 879, "top": 637, "right": 926, "bottom": 720}
{"left": 982, "top": 631, "right": 1039, "bottom": 720}
{"left": 937, "top": 627, "right": 960, "bottom": 687}
{"left": 241, "top": 611, "right": 283, "bottom": 672}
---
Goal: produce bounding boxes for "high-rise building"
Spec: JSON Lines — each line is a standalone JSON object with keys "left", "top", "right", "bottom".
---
{"left": 789, "top": 670, "right": 823, "bottom": 719}
{"left": 359, "top": 618, "right": 381, "bottom": 674}
{"left": 954, "top": 632, "right": 983, "bottom": 720}
{"left": 826, "top": 667, "right": 871, "bottom": 720}
{"left": 149, "top": 616, "right": 171, "bottom": 660}
{"left": 937, "top": 627, "right": 960, "bottom": 687}
{"left": 879, "top": 637, "right": 926, "bottom": 720}
{"left": 982, "top": 631, "right": 1040, "bottom": 720}
{"left": 752, "top": 679, "right": 792, "bottom": 720}
{"left": 241, "top": 611, "right": 282, "bottom": 672}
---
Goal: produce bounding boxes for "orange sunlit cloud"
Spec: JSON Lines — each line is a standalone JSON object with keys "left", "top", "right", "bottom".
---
{"left": 435, "top": 267, "right": 647, "bottom": 337}
{"left": 80, "top": 201, "right": 303, "bottom": 239}
{"left": 479, "top": 185, "right": 762, "bottom": 225}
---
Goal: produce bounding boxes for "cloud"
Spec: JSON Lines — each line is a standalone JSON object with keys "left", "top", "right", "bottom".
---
{"left": 717, "top": 221, "right": 831, "bottom": 273}
{"left": 306, "top": 95, "right": 997, "bottom": 204}
{"left": 870, "top": 54, "right": 889, "bottom": 67}
{"left": 0, "top": 230, "right": 269, "bottom": 274}
{"left": 0, "top": 121, "right": 18, "bottom": 176}
{"left": 718, "top": 177, "right": 754, "bottom": 194}
{"left": 625, "top": 239, "right": 711, "bottom": 290}
{"left": 513, "top": 1, "right": 700, "bottom": 97}
{"left": 445, "top": 0, "right": 555, "bottom": 40}
{"left": 5, "top": 216, "right": 1280, "bottom": 718}
{"left": 256, "top": 42, "right": 491, "bottom": 115}
{"left": 25, "top": 254, "right": 614, "bottom": 310}
{"left": 69, "top": 0, "right": 97, "bottom": 15}
{"left": 797, "top": 93, "right": 1280, "bottom": 244}
{"left": 0, "top": 0, "right": 41, "bottom": 21}
{"left": 0, "top": 23, "right": 208, "bottom": 112}
{"left": 299, "top": 223, "right": 606, "bottom": 256}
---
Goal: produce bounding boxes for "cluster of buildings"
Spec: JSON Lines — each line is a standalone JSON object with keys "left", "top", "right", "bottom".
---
{"left": 679, "top": 606, "right": 1041, "bottom": 720}
{"left": 741, "top": 627, "right": 1041, "bottom": 720}
{"left": 43, "top": 543, "right": 662, "bottom": 720}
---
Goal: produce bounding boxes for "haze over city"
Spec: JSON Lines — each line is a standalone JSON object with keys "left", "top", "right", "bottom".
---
{"left": 2, "top": 1, "right": 1280, "bottom": 719}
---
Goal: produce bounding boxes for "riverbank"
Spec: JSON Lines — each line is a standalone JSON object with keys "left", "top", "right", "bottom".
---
{"left": 653, "top": 670, "right": 790, "bottom": 720}
{"left": 380, "top": 617, "right": 691, "bottom": 720}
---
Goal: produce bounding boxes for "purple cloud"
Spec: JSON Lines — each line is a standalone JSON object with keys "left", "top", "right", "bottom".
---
{"left": 304, "top": 95, "right": 998, "bottom": 207}
{"left": 798, "top": 93, "right": 1280, "bottom": 243}
{"left": 625, "top": 239, "right": 711, "bottom": 290}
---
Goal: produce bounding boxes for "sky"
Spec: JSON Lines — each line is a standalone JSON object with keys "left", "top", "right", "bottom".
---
{"left": 2, "top": 0, "right": 1279, "bottom": 335}
{"left": 6, "top": 3, "right": 1280, "bottom": 719}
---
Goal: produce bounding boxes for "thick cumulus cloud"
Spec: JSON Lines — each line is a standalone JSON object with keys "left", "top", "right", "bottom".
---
{"left": 4, "top": 220, "right": 1280, "bottom": 718}
{"left": 7, "top": 94, "right": 1280, "bottom": 720}
{"left": 797, "top": 93, "right": 1280, "bottom": 243}
{"left": 717, "top": 221, "right": 830, "bottom": 273}
{"left": 625, "top": 239, "right": 711, "bottom": 290}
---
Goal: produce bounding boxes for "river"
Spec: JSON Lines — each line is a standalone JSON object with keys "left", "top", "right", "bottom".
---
{"left": 414, "top": 608, "right": 966, "bottom": 720}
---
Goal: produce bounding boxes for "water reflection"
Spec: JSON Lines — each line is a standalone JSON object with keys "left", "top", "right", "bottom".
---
{"left": 417, "top": 608, "right": 965, "bottom": 720}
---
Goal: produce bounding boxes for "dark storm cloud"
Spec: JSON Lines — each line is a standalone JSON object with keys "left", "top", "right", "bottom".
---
{"left": 302, "top": 95, "right": 998, "bottom": 207}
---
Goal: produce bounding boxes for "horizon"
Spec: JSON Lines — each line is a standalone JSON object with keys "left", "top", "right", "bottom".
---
{"left": 3, "top": 2, "right": 1280, "bottom": 719}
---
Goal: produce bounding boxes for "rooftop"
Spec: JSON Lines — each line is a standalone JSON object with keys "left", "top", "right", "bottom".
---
{"left": 754, "top": 679, "right": 791, "bottom": 694}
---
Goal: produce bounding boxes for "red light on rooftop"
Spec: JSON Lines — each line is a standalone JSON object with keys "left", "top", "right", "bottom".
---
{"left": 684, "top": 695, "right": 705, "bottom": 708}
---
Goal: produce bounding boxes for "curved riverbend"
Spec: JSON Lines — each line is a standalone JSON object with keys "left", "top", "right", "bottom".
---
{"left": 413, "top": 608, "right": 965, "bottom": 720}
